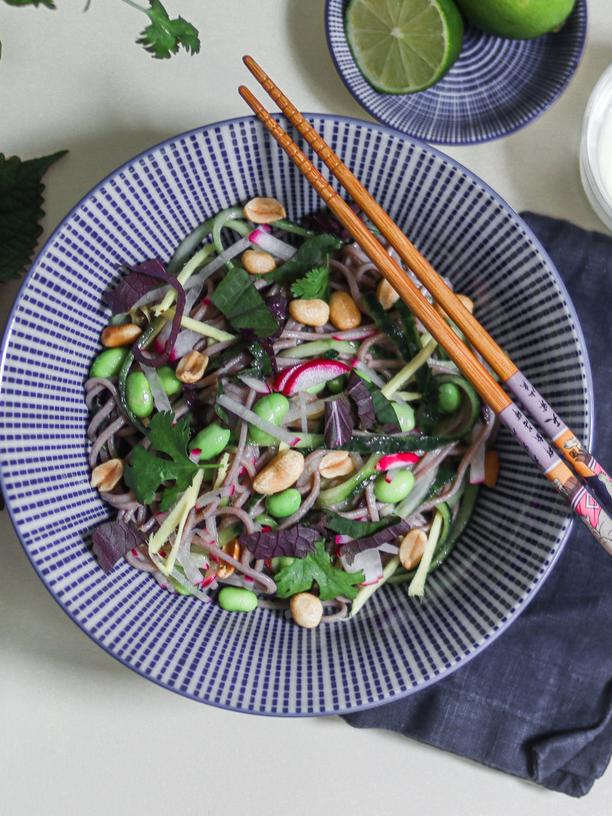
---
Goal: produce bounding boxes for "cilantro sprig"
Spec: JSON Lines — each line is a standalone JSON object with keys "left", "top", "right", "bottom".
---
{"left": 124, "top": 411, "right": 214, "bottom": 511}
{"left": 274, "top": 540, "right": 364, "bottom": 601}
{"left": 290, "top": 265, "right": 329, "bottom": 300}
{"left": 2, "top": 1, "right": 200, "bottom": 60}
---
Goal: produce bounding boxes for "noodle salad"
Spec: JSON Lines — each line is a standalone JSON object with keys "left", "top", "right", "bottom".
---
{"left": 86, "top": 197, "right": 498, "bottom": 628}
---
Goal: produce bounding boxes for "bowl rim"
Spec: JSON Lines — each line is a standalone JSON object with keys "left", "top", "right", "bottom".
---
{"left": 324, "top": 0, "right": 588, "bottom": 146}
{"left": 0, "top": 113, "right": 595, "bottom": 716}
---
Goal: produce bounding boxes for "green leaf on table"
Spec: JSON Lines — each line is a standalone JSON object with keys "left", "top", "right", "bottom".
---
{"left": 211, "top": 267, "right": 280, "bottom": 338}
{"left": 290, "top": 265, "right": 329, "bottom": 300}
{"left": 136, "top": 0, "right": 200, "bottom": 59}
{"left": 274, "top": 540, "right": 364, "bottom": 601}
{"left": 0, "top": 150, "right": 67, "bottom": 282}
{"left": 268, "top": 233, "right": 342, "bottom": 285}
{"left": 3, "top": 1, "right": 56, "bottom": 7}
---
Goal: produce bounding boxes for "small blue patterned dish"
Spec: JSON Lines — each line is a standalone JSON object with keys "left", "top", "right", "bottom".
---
{"left": 326, "top": 0, "right": 587, "bottom": 145}
{"left": 0, "top": 115, "right": 592, "bottom": 715}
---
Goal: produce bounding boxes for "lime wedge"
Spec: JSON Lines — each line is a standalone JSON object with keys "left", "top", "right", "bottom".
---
{"left": 345, "top": 0, "right": 464, "bottom": 94}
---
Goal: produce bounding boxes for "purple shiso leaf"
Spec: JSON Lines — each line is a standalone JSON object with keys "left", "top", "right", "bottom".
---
{"left": 265, "top": 294, "right": 288, "bottom": 339}
{"left": 102, "top": 272, "right": 157, "bottom": 315}
{"left": 324, "top": 395, "right": 354, "bottom": 448}
{"left": 239, "top": 525, "right": 319, "bottom": 560}
{"left": 128, "top": 259, "right": 186, "bottom": 369}
{"left": 303, "top": 204, "right": 361, "bottom": 242}
{"left": 92, "top": 520, "right": 146, "bottom": 573}
{"left": 340, "top": 518, "right": 412, "bottom": 564}
{"left": 346, "top": 372, "right": 377, "bottom": 430}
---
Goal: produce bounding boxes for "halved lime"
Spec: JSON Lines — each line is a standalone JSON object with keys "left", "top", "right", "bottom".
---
{"left": 345, "top": 0, "right": 464, "bottom": 94}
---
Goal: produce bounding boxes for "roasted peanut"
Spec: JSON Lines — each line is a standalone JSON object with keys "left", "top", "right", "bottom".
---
{"left": 100, "top": 323, "right": 142, "bottom": 348}
{"left": 329, "top": 291, "right": 362, "bottom": 331}
{"left": 243, "top": 196, "right": 286, "bottom": 224}
{"left": 288, "top": 298, "right": 330, "bottom": 327}
{"left": 176, "top": 351, "right": 209, "bottom": 384}
{"left": 319, "top": 451, "right": 355, "bottom": 479}
{"left": 90, "top": 458, "right": 124, "bottom": 492}
{"left": 290, "top": 592, "right": 323, "bottom": 629}
{"left": 216, "top": 539, "right": 242, "bottom": 580}
{"left": 399, "top": 528, "right": 427, "bottom": 571}
{"left": 253, "top": 450, "right": 305, "bottom": 495}
{"left": 376, "top": 278, "right": 400, "bottom": 310}
{"left": 436, "top": 293, "right": 474, "bottom": 321}
{"left": 242, "top": 249, "right": 277, "bottom": 275}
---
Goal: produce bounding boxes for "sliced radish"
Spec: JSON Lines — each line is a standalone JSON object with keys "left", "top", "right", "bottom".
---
{"left": 376, "top": 452, "right": 422, "bottom": 472}
{"left": 272, "top": 365, "right": 299, "bottom": 393}
{"left": 280, "top": 359, "right": 352, "bottom": 396}
{"left": 248, "top": 228, "right": 295, "bottom": 261}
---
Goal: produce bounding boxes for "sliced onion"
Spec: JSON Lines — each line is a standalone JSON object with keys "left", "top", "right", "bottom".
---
{"left": 340, "top": 547, "right": 383, "bottom": 586}
{"left": 142, "top": 365, "right": 172, "bottom": 413}
{"left": 249, "top": 228, "right": 296, "bottom": 261}
{"left": 378, "top": 542, "right": 400, "bottom": 555}
{"left": 173, "top": 329, "right": 202, "bottom": 358}
{"left": 237, "top": 375, "right": 271, "bottom": 394}
{"left": 217, "top": 394, "right": 300, "bottom": 446}
{"left": 189, "top": 236, "right": 252, "bottom": 282}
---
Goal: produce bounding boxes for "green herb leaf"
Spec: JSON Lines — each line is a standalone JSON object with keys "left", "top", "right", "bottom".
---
{"left": 268, "top": 234, "right": 342, "bottom": 285}
{"left": 136, "top": 0, "right": 200, "bottom": 59}
{"left": 211, "top": 267, "right": 280, "bottom": 338}
{"left": 0, "top": 150, "right": 67, "bottom": 282}
{"left": 124, "top": 411, "right": 198, "bottom": 510}
{"left": 3, "top": 1, "right": 55, "bottom": 6}
{"left": 274, "top": 540, "right": 364, "bottom": 601}
{"left": 326, "top": 513, "right": 400, "bottom": 538}
{"left": 290, "top": 265, "right": 329, "bottom": 300}
{"left": 339, "top": 433, "right": 449, "bottom": 454}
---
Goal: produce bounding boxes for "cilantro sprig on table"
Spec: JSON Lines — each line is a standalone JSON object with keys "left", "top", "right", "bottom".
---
{"left": 124, "top": 412, "right": 215, "bottom": 512}
{"left": 2, "top": 0, "right": 200, "bottom": 60}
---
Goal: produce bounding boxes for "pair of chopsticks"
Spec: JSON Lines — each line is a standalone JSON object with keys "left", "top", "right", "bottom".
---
{"left": 239, "top": 56, "right": 612, "bottom": 556}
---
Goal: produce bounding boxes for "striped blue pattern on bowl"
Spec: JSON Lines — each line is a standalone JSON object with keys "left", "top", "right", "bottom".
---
{"left": 0, "top": 115, "right": 592, "bottom": 715}
{"left": 326, "top": 0, "right": 587, "bottom": 145}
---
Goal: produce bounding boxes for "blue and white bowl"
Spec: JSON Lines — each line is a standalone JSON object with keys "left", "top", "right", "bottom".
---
{"left": 0, "top": 115, "right": 592, "bottom": 715}
{"left": 326, "top": 0, "right": 587, "bottom": 145}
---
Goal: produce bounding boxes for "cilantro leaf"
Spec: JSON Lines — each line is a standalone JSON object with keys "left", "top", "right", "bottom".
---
{"left": 136, "top": 0, "right": 200, "bottom": 60}
{"left": 274, "top": 540, "right": 364, "bottom": 601}
{"left": 3, "top": 1, "right": 55, "bottom": 7}
{"left": 124, "top": 411, "right": 198, "bottom": 510}
{"left": 290, "top": 265, "right": 329, "bottom": 300}
{"left": 211, "top": 267, "right": 280, "bottom": 338}
{"left": 0, "top": 150, "right": 67, "bottom": 282}
{"left": 267, "top": 234, "right": 342, "bottom": 285}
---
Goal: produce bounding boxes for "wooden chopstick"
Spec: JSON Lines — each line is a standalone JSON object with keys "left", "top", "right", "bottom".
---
{"left": 242, "top": 55, "right": 612, "bottom": 522}
{"left": 238, "top": 81, "right": 612, "bottom": 556}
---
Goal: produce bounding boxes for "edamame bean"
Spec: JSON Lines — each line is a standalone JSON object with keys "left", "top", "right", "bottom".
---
{"left": 265, "top": 488, "right": 302, "bottom": 518}
{"left": 190, "top": 422, "right": 231, "bottom": 461}
{"left": 392, "top": 402, "right": 415, "bottom": 432}
{"left": 90, "top": 347, "right": 129, "bottom": 378}
{"left": 157, "top": 365, "right": 182, "bottom": 397}
{"left": 374, "top": 468, "right": 415, "bottom": 504}
{"left": 438, "top": 382, "right": 461, "bottom": 414}
{"left": 327, "top": 375, "right": 347, "bottom": 394}
{"left": 249, "top": 393, "right": 290, "bottom": 445}
{"left": 270, "top": 556, "right": 297, "bottom": 572}
{"left": 218, "top": 587, "right": 258, "bottom": 612}
{"left": 255, "top": 513, "right": 278, "bottom": 529}
{"left": 126, "top": 371, "right": 154, "bottom": 418}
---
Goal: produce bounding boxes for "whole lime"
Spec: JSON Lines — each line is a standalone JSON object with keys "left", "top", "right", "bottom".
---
{"left": 455, "top": 0, "right": 576, "bottom": 39}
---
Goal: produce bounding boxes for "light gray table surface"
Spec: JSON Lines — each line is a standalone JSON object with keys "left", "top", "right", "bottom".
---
{"left": 1, "top": 2, "right": 611, "bottom": 814}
